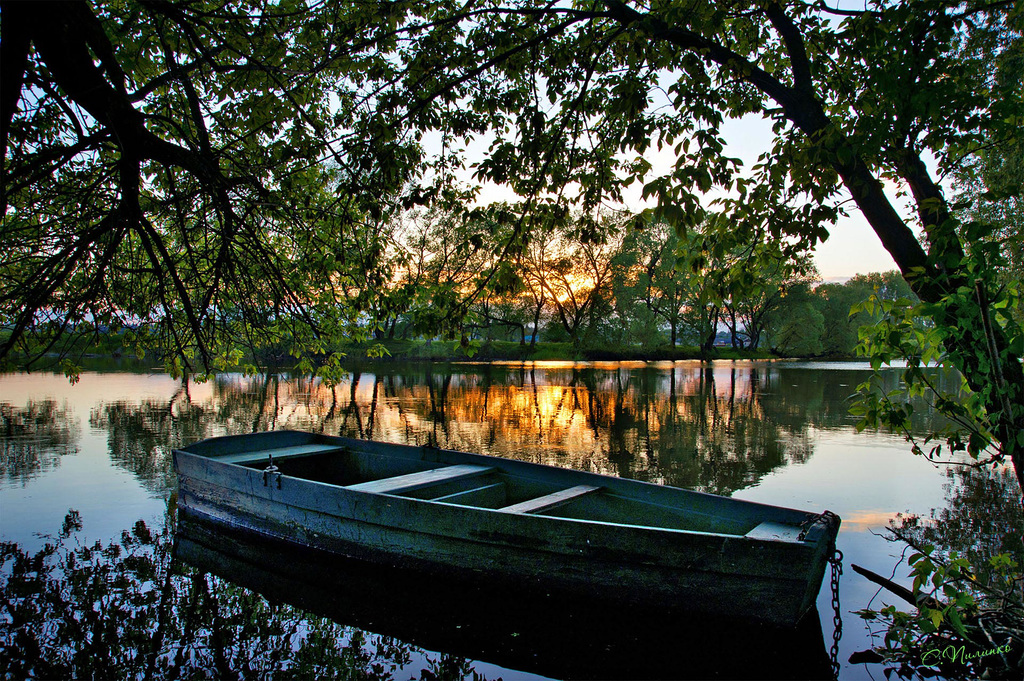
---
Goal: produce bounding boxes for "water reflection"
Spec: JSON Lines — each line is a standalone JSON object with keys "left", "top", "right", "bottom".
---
{"left": 89, "top": 382, "right": 205, "bottom": 494}
{"left": 0, "top": 510, "right": 834, "bottom": 680}
{"left": 0, "top": 401, "right": 79, "bottom": 484}
{"left": 852, "top": 466, "right": 1024, "bottom": 679}
{"left": 177, "top": 511, "right": 834, "bottom": 680}
{"left": 0, "top": 511, "right": 495, "bottom": 680}
{"left": 9, "top": 362, "right": 957, "bottom": 498}
{"left": 890, "top": 465, "right": 1024, "bottom": 570}
{"left": 0, "top": 362, "right": 979, "bottom": 679}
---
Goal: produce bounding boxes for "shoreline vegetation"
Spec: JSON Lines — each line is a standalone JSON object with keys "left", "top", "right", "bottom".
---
{"left": 333, "top": 339, "right": 782, "bottom": 363}
{"left": 2, "top": 332, "right": 843, "bottom": 373}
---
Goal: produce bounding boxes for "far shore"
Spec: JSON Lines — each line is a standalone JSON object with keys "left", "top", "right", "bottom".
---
{"left": 3, "top": 335, "right": 866, "bottom": 374}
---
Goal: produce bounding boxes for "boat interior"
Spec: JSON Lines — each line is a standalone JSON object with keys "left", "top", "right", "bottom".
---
{"left": 215, "top": 440, "right": 797, "bottom": 538}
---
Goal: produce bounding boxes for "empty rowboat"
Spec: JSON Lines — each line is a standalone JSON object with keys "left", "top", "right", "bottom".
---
{"left": 173, "top": 430, "right": 840, "bottom": 626}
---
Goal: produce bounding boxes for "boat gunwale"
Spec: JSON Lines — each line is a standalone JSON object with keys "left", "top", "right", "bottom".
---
{"left": 173, "top": 430, "right": 809, "bottom": 521}
{"left": 173, "top": 445, "right": 829, "bottom": 547}
{"left": 173, "top": 430, "right": 749, "bottom": 512}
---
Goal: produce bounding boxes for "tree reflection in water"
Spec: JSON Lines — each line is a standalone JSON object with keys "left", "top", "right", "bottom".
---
{"left": 891, "top": 465, "right": 1024, "bottom": 577}
{"left": 0, "top": 401, "right": 78, "bottom": 484}
{"left": 0, "top": 510, "right": 488, "bottom": 680}
{"left": 854, "top": 466, "right": 1024, "bottom": 679}
{"left": 90, "top": 380, "right": 209, "bottom": 494}
{"left": 82, "top": 362, "right": 922, "bottom": 499}
{"left": 0, "top": 362, "right": 986, "bottom": 678}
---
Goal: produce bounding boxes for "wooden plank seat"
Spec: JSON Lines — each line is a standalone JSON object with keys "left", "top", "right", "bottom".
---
{"left": 345, "top": 464, "right": 494, "bottom": 496}
{"left": 221, "top": 443, "right": 345, "bottom": 466}
{"left": 744, "top": 521, "right": 802, "bottom": 542}
{"left": 499, "top": 485, "right": 601, "bottom": 514}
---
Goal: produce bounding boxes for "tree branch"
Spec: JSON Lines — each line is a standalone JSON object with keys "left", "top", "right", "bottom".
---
{"left": 764, "top": 1, "right": 814, "bottom": 95}
{"left": 603, "top": 0, "right": 933, "bottom": 283}
{"left": 0, "top": 0, "right": 32, "bottom": 209}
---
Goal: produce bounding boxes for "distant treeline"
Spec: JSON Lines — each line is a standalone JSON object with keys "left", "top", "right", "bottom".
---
{"left": 348, "top": 213, "right": 916, "bottom": 360}
{"left": 401, "top": 271, "right": 915, "bottom": 360}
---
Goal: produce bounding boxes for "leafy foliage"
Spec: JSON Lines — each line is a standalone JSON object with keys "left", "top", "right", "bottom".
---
{"left": 856, "top": 548, "right": 1022, "bottom": 680}
{"left": 851, "top": 266, "right": 1024, "bottom": 468}
{"left": 766, "top": 282, "right": 825, "bottom": 356}
{"left": 854, "top": 467, "right": 1024, "bottom": 679}
{"left": 0, "top": 0, "right": 421, "bottom": 378}
{"left": 347, "top": 0, "right": 1024, "bottom": 488}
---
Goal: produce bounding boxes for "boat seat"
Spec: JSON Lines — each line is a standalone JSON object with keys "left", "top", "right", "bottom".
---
{"left": 345, "top": 464, "right": 494, "bottom": 495}
{"left": 744, "top": 521, "right": 802, "bottom": 542}
{"left": 499, "top": 485, "right": 601, "bottom": 514}
{"left": 220, "top": 443, "right": 346, "bottom": 465}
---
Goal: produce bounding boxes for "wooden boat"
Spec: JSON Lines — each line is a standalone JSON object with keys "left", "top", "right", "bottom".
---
{"left": 173, "top": 430, "right": 840, "bottom": 626}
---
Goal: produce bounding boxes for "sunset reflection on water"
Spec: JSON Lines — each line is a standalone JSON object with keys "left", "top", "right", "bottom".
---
{"left": 5, "top": 360, "right": 894, "bottom": 498}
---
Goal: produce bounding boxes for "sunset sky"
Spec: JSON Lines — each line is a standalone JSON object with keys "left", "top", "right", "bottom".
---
{"left": 466, "top": 110, "right": 907, "bottom": 283}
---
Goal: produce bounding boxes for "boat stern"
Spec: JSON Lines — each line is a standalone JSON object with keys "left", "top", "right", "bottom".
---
{"left": 795, "top": 510, "right": 842, "bottom": 621}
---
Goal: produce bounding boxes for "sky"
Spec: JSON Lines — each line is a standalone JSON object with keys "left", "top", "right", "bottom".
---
{"left": 811, "top": 214, "right": 899, "bottom": 282}
{"left": 468, "top": 112, "right": 904, "bottom": 283}
{"left": 717, "top": 115, "right": 902, "bottom": 282}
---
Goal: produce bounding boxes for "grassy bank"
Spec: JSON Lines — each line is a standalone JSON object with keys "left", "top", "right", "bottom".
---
{"left": 1, "top": 332, "right": 790, "bottom": 372}
{"left": 0, "top": 329, "right": 132, "bottom": 365}
{"left": 335, "top": 339, "right": 777, "bottom": 363}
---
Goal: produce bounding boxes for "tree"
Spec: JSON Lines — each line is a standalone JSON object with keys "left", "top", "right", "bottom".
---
{"left": 520, "top": 262, "right": 549, "bottom": 348}
{"left": 526, "top": 213, "right": 623, "bottom": 347}
{"left": 812, "top": 272, "right": 918, "bottom": 355}
{"left": 766, "top": 281, "right": 825, "bottom": 356}
{"left": 759, "top": 271, "right": 920, "bottom": 357}
{"left": 814, "top": 282, "right": 865, "bottom": 356}
{"left": 953, "top": 16, "right": 1024, "bottom": 316}
{"left": 614, "top": 221, "right": 687, "bottom": 347}
{"left": 3, "top": 1, "right": 1023, "bottom": 489}
{"left": 0, "top": 0, "right": 425, "bottom": 376}
{"left": 613, "top": 216, "right": 743, "bottom": 356}
{"left": 349, "top": 0, "right": 1024, "bottom": 489}
{"left": 721, "top": 254, "right": 816, "bottom": 351}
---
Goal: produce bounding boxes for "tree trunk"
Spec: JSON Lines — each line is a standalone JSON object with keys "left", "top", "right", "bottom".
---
{"left": 700, "top": 329, "right": 715, "bottom": 358}
{"left": 531, "top": 298, "right": 543, "bottom": 348}
{"left": 728, "top": 309, "right": 739, "bottom": 350}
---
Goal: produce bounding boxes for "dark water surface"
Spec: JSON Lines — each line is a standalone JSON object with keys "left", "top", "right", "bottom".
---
{"left": 0, "top": 360, "right": 1011, "bottom": 679}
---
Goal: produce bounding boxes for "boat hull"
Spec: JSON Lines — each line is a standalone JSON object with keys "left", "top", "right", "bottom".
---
{"left": 174, "top": 431, "right": 839, "bottom": 626}
{"left": 175, "top": 512, "right": 836, "bottom": 680}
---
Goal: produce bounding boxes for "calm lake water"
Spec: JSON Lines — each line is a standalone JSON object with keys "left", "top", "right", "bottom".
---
{"left": 0, "top": 360, "right": 1013, "bottom": 679}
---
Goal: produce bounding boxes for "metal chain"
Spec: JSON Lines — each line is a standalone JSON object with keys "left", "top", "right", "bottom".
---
{"left": 829, "top": 547, "right": 844, "bottom": 680}
{"left": 799, "top": 509, "right": 841, "bottom": 541}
